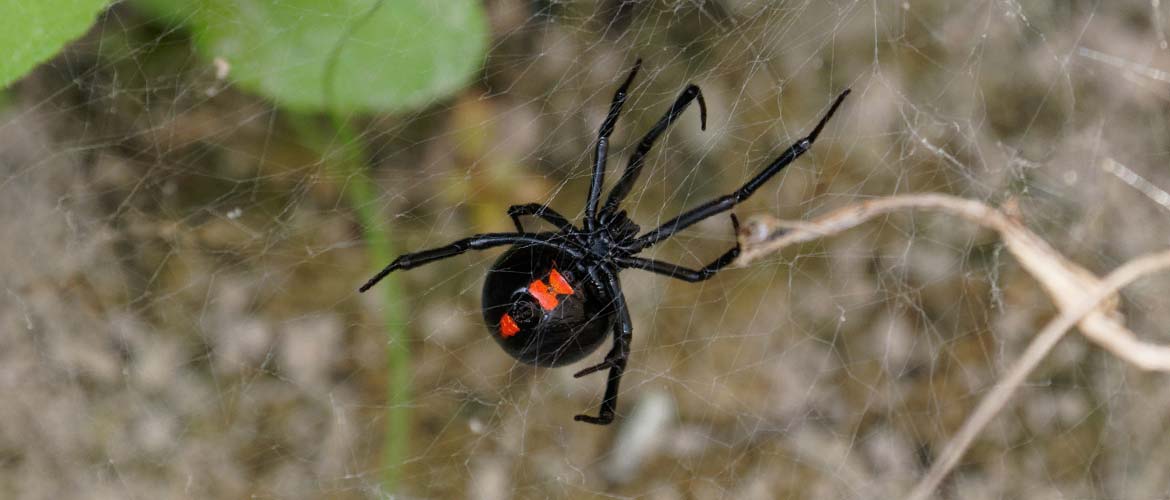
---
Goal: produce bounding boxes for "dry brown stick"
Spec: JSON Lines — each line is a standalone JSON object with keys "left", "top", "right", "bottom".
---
{"left": 731, "top": 193, "right": 1170, "bottom": 498}
{"left": 904, "top": 250, "right": 1170, "bottom": 500}
{"left": 735, "top": 193, "right": 1170, "bottom": 370}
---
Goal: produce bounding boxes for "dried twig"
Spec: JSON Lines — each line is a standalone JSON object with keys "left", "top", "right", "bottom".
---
{"left": 732, "top": 193, "right": 1170, "bottom": 498}
{"left": 905, "top": 250, "right": 1170, "bottom": 500}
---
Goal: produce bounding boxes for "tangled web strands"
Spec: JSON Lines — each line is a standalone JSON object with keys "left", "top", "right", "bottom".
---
{"left": 3, "top": 2, "right": 1170, "bottom": 499}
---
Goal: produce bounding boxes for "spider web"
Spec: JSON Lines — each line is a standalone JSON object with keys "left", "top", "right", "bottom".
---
{"left": 3, "top": 1, "right": 1170, "bottom": 498}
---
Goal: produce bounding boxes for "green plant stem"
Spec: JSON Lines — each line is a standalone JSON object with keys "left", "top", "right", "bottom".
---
{"left": 289, "top": 113, "right": 410, "bottom": 494}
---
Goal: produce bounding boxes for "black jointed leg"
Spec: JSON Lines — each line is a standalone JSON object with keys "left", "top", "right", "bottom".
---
{"left": 358, "top": 233, "right": 577, "bottom": 293}
{"left": 628, "top": 89, "right": 851, "bottom": 252}
{"left": 573, "top": 267, "right": 631, "bottom": 425}
{"left": 584, "top": 59, "right": 642, "bottom": 232}
{"left": 601, "top": 84, "right": 707, "bottom": 216}
{"left": 618, "top": 214, "right": 740, "bottom": 282}
{"left": 507, "top": 203, "right": 575, "bottom": 233}
{"left": 358, "top": 61, "right": 851, "bottom": 427}
{"left": 617, "top": 249, "right": 739, "bottom": 282}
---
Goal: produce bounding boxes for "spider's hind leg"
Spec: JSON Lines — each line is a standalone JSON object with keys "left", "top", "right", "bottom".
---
{"left": 358, "top": 233, "right": 568, "bottom": 292}
{"left": 573, "top": 268, "right": 631, "bottom": 425}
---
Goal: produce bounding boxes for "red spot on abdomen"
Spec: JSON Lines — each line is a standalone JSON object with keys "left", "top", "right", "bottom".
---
{"left": 548, "top": 268, "right": 574, "bottom": 295}
{"left": 528, "top": 279, "right": 560, "bottom": 310}
{"left": 528, "top": 267, "right": 576, "bottom": 311}
{"left": 499, "top": 313, "right": 520, "bottom": 337}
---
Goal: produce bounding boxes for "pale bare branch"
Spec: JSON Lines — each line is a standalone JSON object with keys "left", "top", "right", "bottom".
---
{"left": 735, "top": 193, "right": 1170, "bottom": 370}
{"left": 732, "top": 193, "right": 1170, "bottom": 498}
{"left": 905, "top": 250, "right": 1170, "bottom": 500}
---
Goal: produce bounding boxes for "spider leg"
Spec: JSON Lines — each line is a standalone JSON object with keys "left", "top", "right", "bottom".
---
{"left": 601, "top": 84, "right": 707, "bottom": 216}
{"left": 617, "top": 251, "right": 738, "bottom": 282}
{"left": 358, "top": 233, "right": 578, "bottom": 292}
{"left": 584, "top": 59, "right": 642, "bottom": 232}
{"left": 617, "top": 214, "right": 740, "bottom": 282}
{"left": 573, "top": 267, "right": 630, "bottom": 425}
{"left": 506, "top": 203, "right": 575, "bottom": 233}
{"left": 627, "top": 89, "right": 850, "bottom": 252}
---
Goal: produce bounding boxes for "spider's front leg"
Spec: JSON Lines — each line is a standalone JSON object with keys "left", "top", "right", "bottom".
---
{"left": 601, "top": 83, "right": 707, "bottom": 216}
{"left": 628, "top": 89, "right": 850, "bottom": 252}
{"left": 506, "top": 203, "right": 575, "bottom": 233}
{"left": 584, "top": 59, "right": 642, "bottom": 232}
{"left": 573, "top": 268, "right": 631, "bottom": 425}
{"left": 617, "top": 214, "right": 742, "bottom": 283}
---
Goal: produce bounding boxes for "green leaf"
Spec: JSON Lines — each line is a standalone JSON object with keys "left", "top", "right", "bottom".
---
{"left": 0, "top": 0, "right": 111, "bottom": 89}
{"left": 182, "top": 0, "right": 488, "bottom": 113}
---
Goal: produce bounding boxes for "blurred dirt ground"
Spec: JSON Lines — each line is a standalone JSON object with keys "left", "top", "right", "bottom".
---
{"left": 3, "top": 1, "right": 1170, "bottom": 499}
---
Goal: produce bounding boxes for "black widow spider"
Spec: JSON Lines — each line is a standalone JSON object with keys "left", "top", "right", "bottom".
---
{"left": 360, "top": 59, "right": 850, "bottom": 425}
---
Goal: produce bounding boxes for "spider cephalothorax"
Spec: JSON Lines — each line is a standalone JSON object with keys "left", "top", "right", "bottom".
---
{"left": 360, "top": 59, "right": 850, "bottom": 425}
{"left": 596, "top": 210, "right": 641, "bottom": 251}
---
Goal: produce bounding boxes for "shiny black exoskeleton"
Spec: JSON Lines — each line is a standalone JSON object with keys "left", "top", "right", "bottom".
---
{"left": 481, "top": 244, "right": 613, "bottom": 367}
{"left": 360, "top": 59, "right": 850, "bottom": 425}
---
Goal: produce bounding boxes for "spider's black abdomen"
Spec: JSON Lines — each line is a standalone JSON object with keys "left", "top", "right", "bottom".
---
{"left": 481, "top": 244, "right": 614, "bottom": 367}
